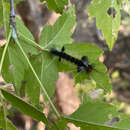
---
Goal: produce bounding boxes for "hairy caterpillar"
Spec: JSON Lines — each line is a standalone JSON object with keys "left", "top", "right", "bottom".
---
{"left": 50, "top": 47, "right": 93, "bottom": 73}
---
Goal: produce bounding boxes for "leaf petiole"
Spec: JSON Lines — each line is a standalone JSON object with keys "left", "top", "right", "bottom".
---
{"left": 18, "top": 32, "right": 48, "bottom": 51}
{"left": 15, "top": 38, "right": 61, "bottom": 118}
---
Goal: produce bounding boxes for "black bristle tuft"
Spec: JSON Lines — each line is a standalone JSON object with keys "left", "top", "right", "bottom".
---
{"left": 50, "top": 47, "right": 93, "bottom": 73}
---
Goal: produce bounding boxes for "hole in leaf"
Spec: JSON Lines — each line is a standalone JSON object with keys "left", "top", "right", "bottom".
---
{"left": 105, "top": 117, "right": 120, "bottom": 126}
{"left": 107, "top": 7, "right": 116, "bottom": 18}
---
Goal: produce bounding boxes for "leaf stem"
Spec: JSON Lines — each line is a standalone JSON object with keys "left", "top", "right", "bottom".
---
{"left": 15, "top": 38, "right": 61, "bottom": 118}
{"left": 18, "top": 32, "right": 48, "bottom": 51}
{"left": 0, "top": 93, "right": 7, "bottom": 130}
{"left": 0, "top": 30, "right": 12, "bottom": 75}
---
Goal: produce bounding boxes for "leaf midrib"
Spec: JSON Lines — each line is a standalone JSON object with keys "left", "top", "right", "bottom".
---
{"left": 44, "top": 14, "right": 69, "bottom": 49}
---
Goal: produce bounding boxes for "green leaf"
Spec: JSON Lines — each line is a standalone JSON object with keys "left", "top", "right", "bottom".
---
{"left": 24, "top": 52, "right": 58, "bottom": 103}
{"left": 57, "top": 59, "right": 75, "bottom": 72}
{"left": 64, "top": 117, "right": 120, "bottom": 130}
{"left": 115, "top": 114, "right": 130, "bottom": 129}
{"left": 0, "top": 120, "right": 17, "bottom": 130}
{"left": 16, "top": 17, "right": 33, "bottom": 41}
{"left": 41, "top": 51, "right": 58, "bottom": 100}
{"left": 0, "top": 106, "right": 7, "bottom": 130}
{"left": 1, "top": 89, "right": 48, "bottom": 125}
{"left": 16, "top": 17, "right": 38, "bottom": 55}
{"left": 0, "top": 17, "right": 39, "bottom": 94}
{"left": 24, "top": 55, "right": 41, "bottom": 106}
{"left": 63, "top": 101, "right": 130, "bottom": 130}
{"left": 64, "top": 43, "right": 103, "bottom": 61}
{"left": 90, "top": 60, "right": 111, "bottom": 94}
{"left": 39, "top": 7, "right": 75, "bottom": 50}
{"left": 6, "top": 120, "right": 17, "bottom": 130}
{"left": 40, "top": 0, "right": 68, "bottom": 14}
{"left": 0, "top": 43, "right": 28, "bottom": 93}
{"left": 50, "top": 118, "right": 67, "bottom": 130}
{"left": 93, "top": 61, "right": 107, "bottom": 73}
{"left": 0, "top": 0, "right": 10, "bottom": 38}
{"left": 15, "top": 39, "right": 60, "bottom": 118}
{"left": 50, "top": 116, "right": 120, "bottom": 130}
{"left": 88, "top": 0, "right": 121, "bottom": 50}
{"left": 89, "top": 71, "right": 112, "bottom": 94}
{"left": 70, "top": 102, "right": 118, "bottom": 124}
{"left": 0, "top": 106, "right": 17, "bottom": 130}
{"left": 38, "top": 7, "right": 75, "bottom": 100}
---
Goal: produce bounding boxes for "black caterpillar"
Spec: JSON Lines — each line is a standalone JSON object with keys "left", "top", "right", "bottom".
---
{"left": 50, "top": 47, "right": 93, "bottom": 73}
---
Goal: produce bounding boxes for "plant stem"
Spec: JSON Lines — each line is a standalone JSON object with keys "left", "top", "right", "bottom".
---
{"left": 0, "top": 30, "right": 12, "bottom": 75}
{"left": 10, "top": 0, "right": 15, "bottom": 18}
{"left": 15, "top": 38, "right": 61, "bottom": 118}
{"left": 2, "top": 0, "right": 8, "bottom": 39}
